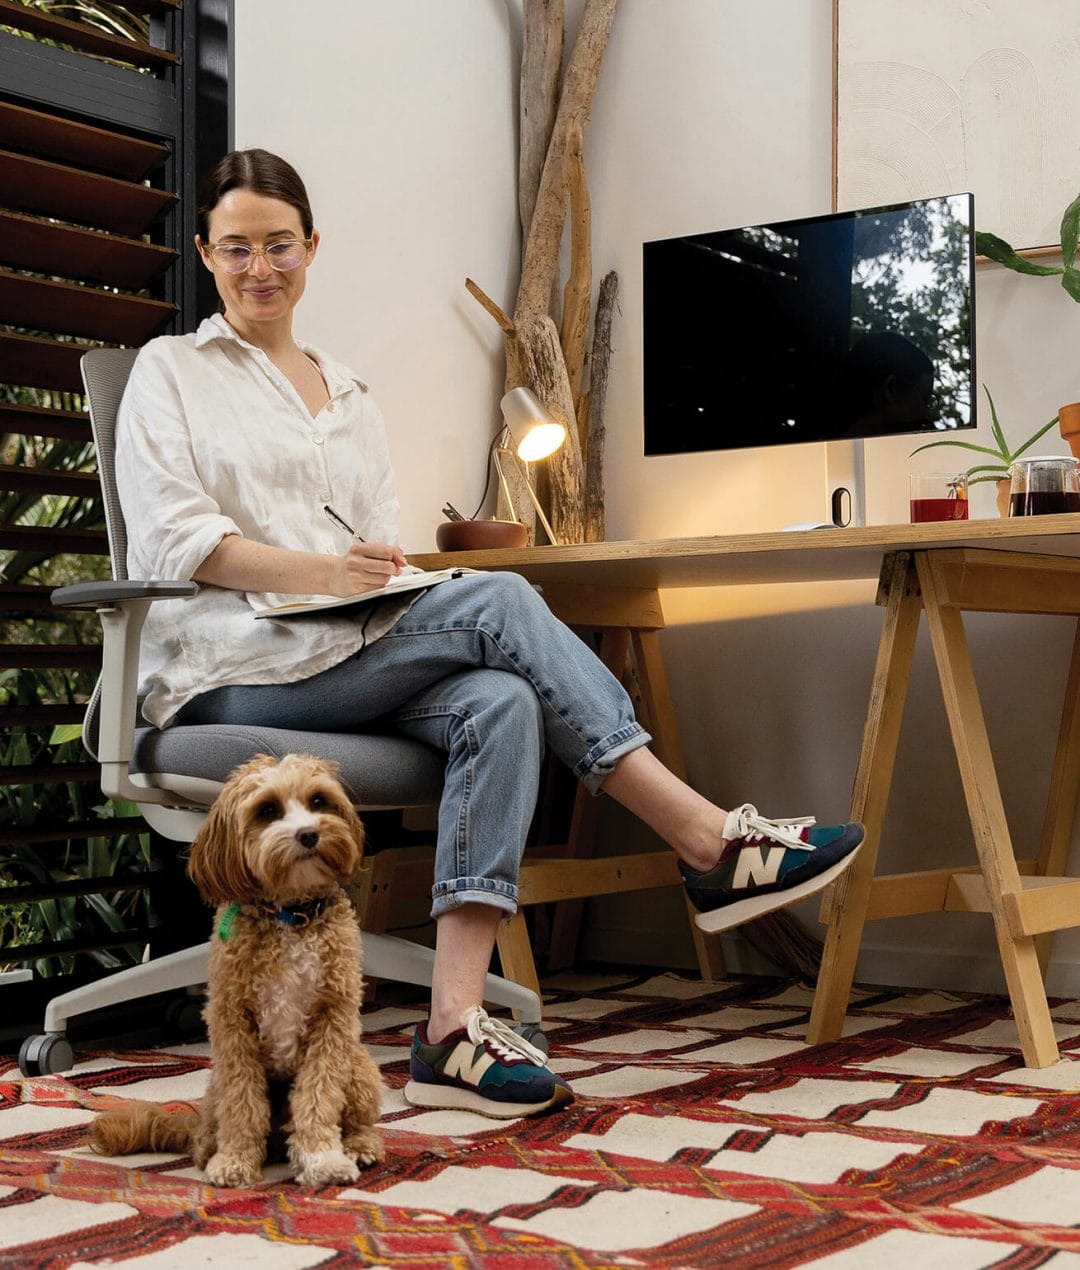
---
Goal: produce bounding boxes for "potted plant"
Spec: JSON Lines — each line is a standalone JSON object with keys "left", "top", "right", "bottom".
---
{"left": 910, "top": 386, "right": 1059, "bottom": 516}
{"left": 977, "top": 197, "right": 1080, "bottom": 460}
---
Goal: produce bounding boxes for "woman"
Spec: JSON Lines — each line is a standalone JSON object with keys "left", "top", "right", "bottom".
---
{"left": 116, "top": 149, "right": 863, "bottom": 1119}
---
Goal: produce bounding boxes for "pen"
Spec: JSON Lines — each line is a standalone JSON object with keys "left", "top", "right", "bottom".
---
{"left": 323, "top": 504, "right": 365, "bottom": 543}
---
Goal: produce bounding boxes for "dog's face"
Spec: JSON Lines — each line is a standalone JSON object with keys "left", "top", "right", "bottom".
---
{"left": 187, "top": 754, "right": 364, "bottom": 906}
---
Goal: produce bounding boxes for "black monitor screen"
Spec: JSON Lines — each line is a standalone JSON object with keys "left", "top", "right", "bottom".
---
{"left": 643, "top": 193, "right": 975, "bottom": 454}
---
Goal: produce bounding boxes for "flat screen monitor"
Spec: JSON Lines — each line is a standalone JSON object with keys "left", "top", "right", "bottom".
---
{"left": 642, "top": 193, "right": 976, "bottom": 457}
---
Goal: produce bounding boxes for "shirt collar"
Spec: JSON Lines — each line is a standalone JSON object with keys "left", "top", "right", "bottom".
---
{"left": 192, "top": 313, "right": 367, "bottom": 396}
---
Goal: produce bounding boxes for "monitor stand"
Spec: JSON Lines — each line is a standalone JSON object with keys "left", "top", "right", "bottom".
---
{"left": 825, "top": 438, "right": 866, "bottom": 527}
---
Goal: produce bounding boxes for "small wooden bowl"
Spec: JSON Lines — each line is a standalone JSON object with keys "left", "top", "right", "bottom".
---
{"left": 435, "top": 519, "right": 529, "bottom": 551}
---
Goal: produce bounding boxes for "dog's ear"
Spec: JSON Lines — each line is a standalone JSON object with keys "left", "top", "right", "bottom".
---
{"left": 187, "top": 780, "right": 259, "bottom": 906}
{"left": 338, "top": 796, "right": 365, "bottom": 872}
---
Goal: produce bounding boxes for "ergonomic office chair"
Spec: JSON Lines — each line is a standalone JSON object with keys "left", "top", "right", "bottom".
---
{"left": 18, "top": 346, "right": 541, "bottom": 1076}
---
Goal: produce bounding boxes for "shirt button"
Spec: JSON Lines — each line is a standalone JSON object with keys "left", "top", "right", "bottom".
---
{"left": 312, "top": 434, "right": 324, "bottom": 445}
{"left": 320, "top": 491, "right": 331, "bottom": 501}
{"left": 327, "top": 403, "right": 337, "bottom": 414}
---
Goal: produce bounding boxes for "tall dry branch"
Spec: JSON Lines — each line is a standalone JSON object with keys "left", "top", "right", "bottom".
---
{"left": 514, "top": 0, "right": 617, "bottom": 322}
{"left": 582, "top": 269, "right": 616, "bottom": 541}
{"left": 561, "top": 119, "right": 592, "bottom": 433}
{"left": 519, "top": 0, "right": 564, "bottom": 250}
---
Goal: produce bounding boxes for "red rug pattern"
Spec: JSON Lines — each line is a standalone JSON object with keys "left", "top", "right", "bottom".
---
{"left": 4, "top": 971, "right": 1080, "bottom": 1267}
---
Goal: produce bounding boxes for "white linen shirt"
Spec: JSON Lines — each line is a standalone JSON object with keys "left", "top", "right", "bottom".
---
{"left": 115, "top": 313, "right": 414, "bottom": 728}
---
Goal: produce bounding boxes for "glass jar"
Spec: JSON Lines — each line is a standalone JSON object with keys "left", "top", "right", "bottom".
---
{"left": 1007, "top": 455, "right": 1080, "bottom": 516}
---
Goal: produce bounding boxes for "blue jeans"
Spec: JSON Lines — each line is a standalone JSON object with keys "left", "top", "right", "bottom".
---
{"left": 176, "top": 573, "right": 651, "bottom": 917}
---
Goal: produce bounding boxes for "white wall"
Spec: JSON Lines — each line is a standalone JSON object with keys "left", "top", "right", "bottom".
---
{"left": 233, "top": 2, "right": 522, "bottom": 553}
{"left": 235, "top": 1, "right": 1080, "bottom": 994}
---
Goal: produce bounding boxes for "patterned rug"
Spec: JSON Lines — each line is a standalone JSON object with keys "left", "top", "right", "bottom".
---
{"left": 4, "top": 969, "right": 1080, "bottom": 1268}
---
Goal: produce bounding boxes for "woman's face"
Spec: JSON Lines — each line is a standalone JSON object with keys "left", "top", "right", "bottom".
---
{"left": 196, "top": 188, "right": 319, "bottom": 329}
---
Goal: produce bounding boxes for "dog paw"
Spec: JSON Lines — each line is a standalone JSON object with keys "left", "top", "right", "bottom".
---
{"left": 204, "top": 1151, "right": 262, "bottom": 1188}
{"left": 294, "top": 1149, "right": 361, "bottom": 1187}
{"left": 344, "top": 1127, "right": 385, "bottom": 1168}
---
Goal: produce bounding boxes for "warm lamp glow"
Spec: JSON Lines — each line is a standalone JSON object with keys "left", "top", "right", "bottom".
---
{"left": 499, "top": 387, "right": 567, "bottom": 461}
{"left": 516, "top": 422, "right": 566, "bottom": 462}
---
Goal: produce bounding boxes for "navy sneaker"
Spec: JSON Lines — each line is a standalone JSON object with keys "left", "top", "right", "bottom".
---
{"left": 404, "top": 1006, "right": 573, "bottom": 1119}
{"left": 682, "top": 803, "right": 864, "bottom": 933}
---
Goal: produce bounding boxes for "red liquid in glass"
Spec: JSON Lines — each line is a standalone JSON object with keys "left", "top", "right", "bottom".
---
{"left": 1009, "top": 491, "right": 1080, "bottom": 516}
{"left": 910, "top": 497, "right": 969, "bottom": 523}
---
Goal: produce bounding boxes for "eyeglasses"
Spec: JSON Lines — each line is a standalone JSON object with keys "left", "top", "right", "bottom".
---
{"left": 203, "top": 240, "right": 313, "bottom": 274}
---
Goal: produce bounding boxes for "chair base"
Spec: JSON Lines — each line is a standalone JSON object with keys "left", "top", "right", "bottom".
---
{"left": 22, "top": 931, "right": 541, "bottom": 1075}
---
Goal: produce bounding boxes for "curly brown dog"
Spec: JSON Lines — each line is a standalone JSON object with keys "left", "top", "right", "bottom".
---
{"left": 89, "top": 753, "right": 385, "bottom": 1187}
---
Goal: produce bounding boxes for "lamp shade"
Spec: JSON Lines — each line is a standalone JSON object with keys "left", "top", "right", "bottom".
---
{"left": 500, "top": 386, "right": 566, "bottom": 462}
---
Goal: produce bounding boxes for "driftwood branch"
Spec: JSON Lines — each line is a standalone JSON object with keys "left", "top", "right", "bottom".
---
{"left": 519, "top": 0, "right": 564, "bottom": 251}
{"left": 561, "top": 119, "right": 592, "bottom": 432}
{"left": 465, "top": 277, "right": 515, "bottom": 333}
{"left": 582, "top": 269, "right": 616, "bottom": 542}
{"left": 516, "top": 0, "right": 617, "bottom": 320}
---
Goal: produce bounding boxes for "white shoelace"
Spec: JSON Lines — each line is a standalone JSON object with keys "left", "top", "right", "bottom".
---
{"left": 463, "top": 1006, "right": 547, "bottom": 1066}
{"left": 723, "top": 803, "right": 817, "bottom": 852}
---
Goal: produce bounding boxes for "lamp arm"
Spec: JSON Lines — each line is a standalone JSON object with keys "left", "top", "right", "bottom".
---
{"left": 490, "top": 444, "right": 518, "bottom": 522}
{"left": 496, "top": 445, "right": 561, "bottom": 546}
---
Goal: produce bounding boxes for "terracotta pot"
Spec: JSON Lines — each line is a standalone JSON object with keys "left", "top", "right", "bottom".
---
{"left": 995, "top": 478, "right": 1011, "bottom": 518}
{"left": 1059, "top": 401, "right": 1080, "bottom": 461}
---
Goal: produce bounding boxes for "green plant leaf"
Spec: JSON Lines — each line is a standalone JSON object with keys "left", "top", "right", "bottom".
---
{"left": 1062, "top": 266, "right": 1080, "bottom": 303}
{"left": 975, "top": 230, "right": 1064, "bottom": 276}
{"left": 48, "top": 723, "right": 84, "bottom": 746}
{"left": 909, "top": 438, "right": 1011, "bottom": 459}
{"left": 1009, "top": 414, "right": 1061, "bottom": 461}
{"left": 1061, "top": 193, "right": 1080, "bottom": 271}
{"left": 983, "top": 385, "right": 1009, "bottom": 457}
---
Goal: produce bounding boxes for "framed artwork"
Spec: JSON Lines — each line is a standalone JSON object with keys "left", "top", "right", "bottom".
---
{"left": 834, "top": 0, "right": 1080, "bottom": 250}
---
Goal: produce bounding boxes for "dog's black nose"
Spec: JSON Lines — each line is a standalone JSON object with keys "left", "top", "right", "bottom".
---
{"left": 296, "top": 829, "right": 319, "bottom": 850}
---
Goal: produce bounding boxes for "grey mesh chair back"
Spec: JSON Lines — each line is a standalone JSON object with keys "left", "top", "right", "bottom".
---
{"left": 81, "top": 347, "right": 138, "bottom": 587}
{"left": 77, "top": 348, "right": 140, "bottom": 761}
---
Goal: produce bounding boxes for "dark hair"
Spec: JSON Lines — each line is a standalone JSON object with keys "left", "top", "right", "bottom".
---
{"left": 196, "top": 148, "right": 314, "bottom": 240}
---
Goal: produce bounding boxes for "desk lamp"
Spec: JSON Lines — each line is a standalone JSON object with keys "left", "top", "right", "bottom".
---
{"left": 492, "top": 386, "right": 567, "bottom": 545}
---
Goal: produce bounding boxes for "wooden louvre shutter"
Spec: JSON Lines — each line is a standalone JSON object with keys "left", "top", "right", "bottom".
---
{"left": 0, "top": 1, "right": 228, "bottom": 1002}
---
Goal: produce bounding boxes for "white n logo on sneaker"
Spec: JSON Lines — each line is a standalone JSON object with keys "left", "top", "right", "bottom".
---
{"left": 732, "top": 846, "right": 784, "bottom": 889}
{"left": 443, "top": 1044, "right": 495, "bottom": 1085}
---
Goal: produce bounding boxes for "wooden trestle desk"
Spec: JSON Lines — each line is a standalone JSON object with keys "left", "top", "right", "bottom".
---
{"left": 416, "top": 516, "right": 1080, "bottom": 1068}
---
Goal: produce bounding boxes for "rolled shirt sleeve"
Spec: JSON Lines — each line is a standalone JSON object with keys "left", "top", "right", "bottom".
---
{"left": 117, "top": 341, "right": 242, "bottom": 584}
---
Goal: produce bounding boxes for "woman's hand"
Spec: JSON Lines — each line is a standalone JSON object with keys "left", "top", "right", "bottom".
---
{"left": 330, "top": 541, "right": 409, "bottom": 597}
{"left": 194, "top": 534, "right": 408, "bottom": 598}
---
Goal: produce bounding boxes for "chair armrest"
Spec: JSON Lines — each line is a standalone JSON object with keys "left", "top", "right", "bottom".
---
{"left": 52, "top": 580, "right": 198, "bottom": 609}
{"left": 53, "top": 578, "right": 199, "bottom": 805}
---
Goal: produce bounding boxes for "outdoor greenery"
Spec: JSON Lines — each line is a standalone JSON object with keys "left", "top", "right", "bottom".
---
{"left": 0, "top": 378, "right": 150, "bottom": 975}
{"left": 2, "top": 0, "right": 151, "bottom": 55}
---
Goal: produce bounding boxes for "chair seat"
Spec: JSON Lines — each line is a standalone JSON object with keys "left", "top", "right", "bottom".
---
{"left": 131, "top": 723, "right": 445, "bottom": 808}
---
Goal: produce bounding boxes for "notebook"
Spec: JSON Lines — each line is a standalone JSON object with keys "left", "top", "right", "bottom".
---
{"left": 251, "top": 566, "right": 472, "bottom": 619}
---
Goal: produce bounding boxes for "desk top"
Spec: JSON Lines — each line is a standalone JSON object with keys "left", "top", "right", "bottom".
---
{"left": 410, "top": 515, "right": 1080, "bottom": 590}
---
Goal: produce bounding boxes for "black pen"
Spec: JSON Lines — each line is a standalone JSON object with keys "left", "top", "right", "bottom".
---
{"left": 323, "top": 504, "right": 365, "bottom": 543}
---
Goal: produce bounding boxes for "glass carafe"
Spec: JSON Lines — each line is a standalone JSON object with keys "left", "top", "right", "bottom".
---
{"left": 1008, "top": 455, "right": 1080, "bottom": 516}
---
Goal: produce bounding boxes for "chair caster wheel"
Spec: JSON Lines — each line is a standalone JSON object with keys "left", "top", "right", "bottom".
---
{"left": 164, "top": 995, "right": 205, "bottom": 1040}
{"left": 513, "top": 1023, "right": 549, "bottom": 1056}
{"left": 19, "top": 1033, "right": 75, "bottom": 1077}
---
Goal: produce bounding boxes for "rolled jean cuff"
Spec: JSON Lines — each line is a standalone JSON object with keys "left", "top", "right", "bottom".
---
{"left": 430, "top": 875, "right": 519, "bottom": 919}
{"left": 574, "top": 723, "right": 652, "bottom": 795}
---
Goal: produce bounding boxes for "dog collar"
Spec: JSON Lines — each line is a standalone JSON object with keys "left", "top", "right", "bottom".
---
{"left": 216, "top": 897, "right": 327, "bottom": 941}
{"left": 259, "top": 896, "right": 327, "bottom": 927}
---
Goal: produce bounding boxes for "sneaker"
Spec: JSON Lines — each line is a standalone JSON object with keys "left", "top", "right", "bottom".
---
{"left": 403, "top": 1006, "right": 574, "bottom": 1119}
{"left": 681, "top": 803, "right": 864, "bottom": 933}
